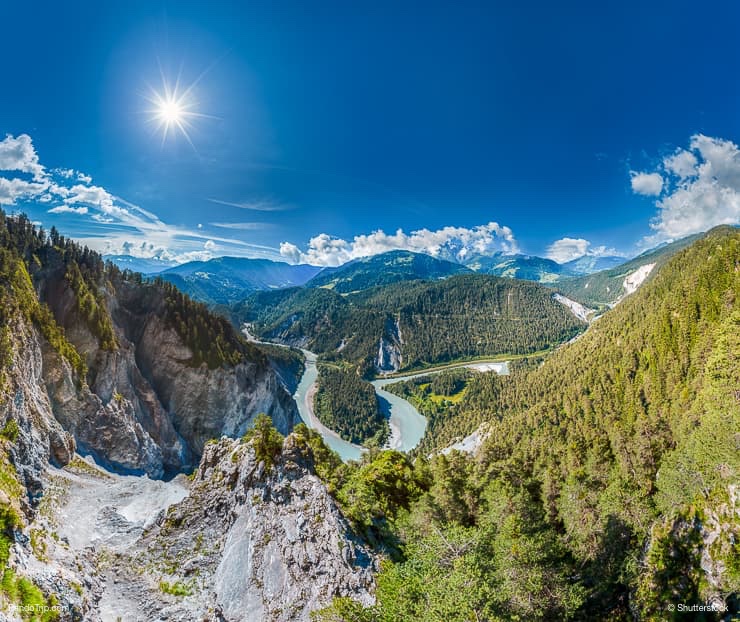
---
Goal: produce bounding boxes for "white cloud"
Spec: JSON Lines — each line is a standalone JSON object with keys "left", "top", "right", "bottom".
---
{"left": 209, "top": 222, "right": 266, "bottom": 230}
{"left": 630, "top": 171, "right": 663, "bottom": 196}
{"left": 637, "top": 134, "right": 740, "bottom": 247}
{"left": 77, "top": 172, "right": 92, "bottom": 184}
{"left": 279, "top": 222, "right": 519, "bottom": 266}
{"left": 546, "top": 237, "right": 623, "bottom": 263}
{"left": 49, "top": 183, "right": 71, "bottom": 198}
{"left": 663, "top": 150, "right": 697, "bottom": 179}
{"left": 204, "top": 240, "right": 216, "bottom": 251}
{"left": 0, "top": 177, "right": 47, "bottom": 205}
{"left": 48, "top": 205, "right": 88, "bottom": 215}
{"left": 64, "top": 184, "right": 114, "bottom": 209}
{"left": 53, "top": 168, "right": 75, "bottom": 179}
{"left": 546, "top": 237, "right": 590, "bottom": 263}
{"left": 0, "top": 134, "right": 45, "bottom": 180}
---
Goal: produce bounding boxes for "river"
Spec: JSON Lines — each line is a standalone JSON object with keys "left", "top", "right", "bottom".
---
{"left": 243, "top": 325, "right": 504, "bottom": 462}
{"left": 292, "top": 350, "right": 366, "bottom": 461}
{"left": 292, "top": 349, "right": 510, "bottom": 462}
{"left": 292, "top": 350, "right": 433, "bottom": 461}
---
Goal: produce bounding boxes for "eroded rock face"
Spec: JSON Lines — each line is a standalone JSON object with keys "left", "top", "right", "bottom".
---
{"left": 2, "top": 317, "right": 76, "bottom": 510}
{"left": 130, "top": 436, "right": 377, "bottom": 622}
{"left": 375, "top": 316, "right": 403, "bottom": 374}
{"left": 36, "top": 277, "right": 299, "bottom": 477}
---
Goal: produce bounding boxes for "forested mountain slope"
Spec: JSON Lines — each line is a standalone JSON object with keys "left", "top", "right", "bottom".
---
{"left": 305, "top": 250, "right": 471, "bottom": 293}
{"left": 313, "top": 225, "right": 739, "bottom": 621}
{"left": 462, "top": 251, "right": 573, "bottom": 282}
{"left": 235, "top": 274, "right": 586, "bottom": 377}
{"left": 554, "top": 232, "right": 705, "bottom": 307}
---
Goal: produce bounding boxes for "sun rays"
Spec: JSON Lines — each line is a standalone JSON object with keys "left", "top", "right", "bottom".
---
{"left": 144, "top": 62, "right": 218, "bottom": 149}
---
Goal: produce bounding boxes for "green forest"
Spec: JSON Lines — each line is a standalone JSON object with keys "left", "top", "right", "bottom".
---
{"left": 235, "top": 273, "right": 585, "bottom": 377}
{"left": 553, "top": 233, "right": 702, "bottom": 309}
{"left": 289, "top": 226, "right": 738, "bottom": 621}
{"left": 314, "top": 366, "right": 388, "bottom": 446}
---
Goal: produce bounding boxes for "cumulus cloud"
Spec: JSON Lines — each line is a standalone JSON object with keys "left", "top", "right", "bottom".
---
{"left": 48, "top": 205, "right": 88, "bottom": 215}
{"left": 0, "top": 177, "right": 47, "bottom": 205}
{"left": 546, "top": 237, "right": 590, "bottom": 263}
{"left": 0, "top": 134, "right": 45, "bottom": 180}
{"left": 545, "top": 237, "right": 622, "bottom": 263}
{"left": 631, "top": 171, "right": 663, "bottom": 196}
{"left": 279, "top": 222, "right": 519, "bottom": 266}
{"left": 635, "top": 134, "right": 740, "bottom": 246}
{"left": 663, "top": 150, "right": 697, "bottom": 179}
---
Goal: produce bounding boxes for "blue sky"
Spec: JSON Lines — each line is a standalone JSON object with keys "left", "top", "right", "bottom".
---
{"left": 2, "top": 1, "right": 740, "bottom": 266}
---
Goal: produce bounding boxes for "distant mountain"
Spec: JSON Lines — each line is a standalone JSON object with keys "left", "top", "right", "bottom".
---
{"left": 463, "top": 253, "right": 573, "bottom": 282}
{"left": 104, "top": 254, "right": 178, "bottom": 274}
{"left": 561, "top": 254, "right": 626, "bottom": 275}
{"left": 157, "top": 257, "right": 322, "bottom": 304}
{"left": 305, "top": 250, "right": 471, "bottom": 293}
{"left": 554, "top": 232, "right": 707, "bottom": 308}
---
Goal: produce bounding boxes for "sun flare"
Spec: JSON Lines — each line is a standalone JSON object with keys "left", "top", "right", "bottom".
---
{"left": 144, "top": 76, "right": 207, "bottom": 147}
{"left": 158, "top": 98, "right": 184, "bottom": 124}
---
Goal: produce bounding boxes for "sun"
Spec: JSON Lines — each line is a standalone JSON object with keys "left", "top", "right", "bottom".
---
{"left": 146, "top": 85, "right": 196, "bottom": 146}
{"left": 144, "top": 74, "right": 210, "bottom": 148}
{"left": 158, "top": 98, "right": 184, "bottom": 125}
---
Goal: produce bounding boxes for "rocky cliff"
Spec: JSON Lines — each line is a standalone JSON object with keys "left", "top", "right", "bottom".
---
{"left": 0, "top": 302, "right": 344, "bottom": 621}
{"left": 34, "top": 268, "right": 299, "bottom": 478}
{"left": 18, "top": 434, "right": 376, "bottom": 621}
{"left": 132, "top": 434, "right": 377, "bottom": 621}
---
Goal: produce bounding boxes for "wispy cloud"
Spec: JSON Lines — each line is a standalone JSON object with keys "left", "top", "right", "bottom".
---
{"left": 209, "top": 221, "right": 269, "bottom": 230}
{"left": 0, "top": 133, "right": 282, "bottom": 264}
{"left": 207, "top": 197, "right": 292, "bottom": 211}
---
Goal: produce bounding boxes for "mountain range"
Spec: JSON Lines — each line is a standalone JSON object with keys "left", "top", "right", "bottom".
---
{"left": 303, "top": 250, "right": 472, "bottom": 293}
{"left": 105, "top": 247, "right": 630, "bottom": 305}
{"left": 153, "top": 257, "right": 322, "bottom": 304}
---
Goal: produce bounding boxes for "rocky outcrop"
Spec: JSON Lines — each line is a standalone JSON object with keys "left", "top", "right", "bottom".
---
{"left": 375, "top": 316, "right": 403, "bottom": 374}
{"left": 1, "top": 316, "right": 76, "bottom": 511}
{"left": 83, "top": 435, "right": 378, "bottom": 621}
{"left": 0, "top": 316, "right": 97, "bottom": 620}
{"left": 700, "top": 485, "right": 740, "bottom": 609}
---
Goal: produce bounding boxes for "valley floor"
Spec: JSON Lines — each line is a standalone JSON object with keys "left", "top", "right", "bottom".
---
{"left": 35, "top": 459, "right": 190, "bottom": 621}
